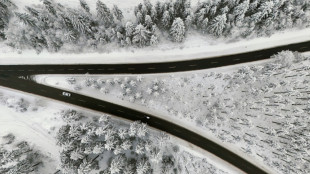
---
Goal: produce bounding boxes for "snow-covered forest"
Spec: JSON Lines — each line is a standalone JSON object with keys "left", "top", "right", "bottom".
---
{"left": 0, "top": 0, "right": 309, "bottom": 53}
{"left": 0, "top": 89, "right": 232, "bottom": 174}
{"left": 38, "top": 51, "right": 310, "bottom": 173}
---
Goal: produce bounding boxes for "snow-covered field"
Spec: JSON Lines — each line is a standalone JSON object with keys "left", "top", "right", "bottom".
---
{"left": 0, "top": 86, "right": 237, "bottom": 173}
{"left": 36, "top": 51, "right": 310, "bottom": 173}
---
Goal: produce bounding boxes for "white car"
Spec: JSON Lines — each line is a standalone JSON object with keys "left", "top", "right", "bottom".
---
{"left": 62, "top": 92, "right": 71, "bottom": 97}
{"left": 146, "top": 116, "right": 150, "bottom": 119}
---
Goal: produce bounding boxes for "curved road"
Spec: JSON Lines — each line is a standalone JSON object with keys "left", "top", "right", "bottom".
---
{"left": 0, "top": 41, "right": 309, "bottom": 174}
{"left": 0, "top": 74, "right": 266, "bottom": 174}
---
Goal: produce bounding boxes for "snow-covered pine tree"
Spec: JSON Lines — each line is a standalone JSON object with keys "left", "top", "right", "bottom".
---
{"left": 208, "top": 13, "right": 227, "bottom": 36}
{"left": 232, "top": 0, "right": 249, "bottom": 24}
{"left": 125, "top": 21, "right": 135, "bottom": 37}
{"left": 170, "top": 17, "right": 185, "bottom": 42}
{"left": 112, "top": 5, "right": 123, "bottom": 21}
{"left": 78, "top": 159, "right": 93, "bottom": 174}
{"left": 136, "top": 11, "right": 144, "bottom": 24}
{"left": 43, "top": 0, "right": 57, "bottom": 16}
{"left": 132, "top": 24, "right": 151, "bottom": 47}
{"left": 0, "top": 0, "right": 16, "bottom": 39}
{"left": 145, "top": 15, "right": 153, "bottom": 29}
{"left": 259, "top": 1, "right": 275, "bottom": 18}
{"left": 66, "top": 9, "right": 92, "bottom": 34}
{"left": 96, "top": 0, "right": 114, "bottom": 27}
{"left": 15, "top": 12, "right": 37, "bottom": 28}
{"left": 110, "top": 154, "right": 126, "bottom": 174}
{"left": 150, "top": 35, "right": 159, "bottom": 45}
{"left": 80, "top": 0, "right": 90, "bottom": 13}
{"left": 161, "top": 10, "right": 171, "bottom": 29}
{"left": 136, "top": 158, "right": 150, "bottom": 174}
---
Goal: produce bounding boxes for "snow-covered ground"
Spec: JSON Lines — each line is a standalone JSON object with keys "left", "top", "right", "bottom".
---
{"left": 0, "top": 86, "right": 238, "bottom": 173}
{"left": 1, "top": 27, "right": 309, "bottom": 65}
{"left": 36, "top": 51, "right": 310, "bottom": 173}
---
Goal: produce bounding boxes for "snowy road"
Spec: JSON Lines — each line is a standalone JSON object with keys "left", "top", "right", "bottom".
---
{"left": 1, "top": 41, "right": 310, "bottom": 173}
{"left": 0, "top": 40, "right": 309, "bottom": 75}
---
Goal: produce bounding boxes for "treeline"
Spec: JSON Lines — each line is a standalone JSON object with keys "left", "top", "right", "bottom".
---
{"left": 1, "top": 0, "right": 309, "bottom": 53}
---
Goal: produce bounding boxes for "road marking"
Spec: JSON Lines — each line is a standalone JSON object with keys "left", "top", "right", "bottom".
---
{"left": 18, "top": 70, "right": 25, "bottom": 71}
{"left": 28, "top": 70, "right": 34, "bottom": 71}
{"left": 189, "top": 64, "right": 197, "bottom": 67}
{"left": 169, "top": 66, "right": 176, "bottom": 69}
{"left": 300, "top": 47, "right": 308, "bottom": 49}
{"left": 148, "top": 67, "right": 156, "bottom": 70}
{"left": 233, "top": 58, "right": 240, "bottom": 61}
{"left": 98, "top": 104, "right": 105, "bottom": 108}
{"left": 118, "top": 110, "right": 124, "bottom": 113}
{"left": 78, "top": 99, "right": 86, "bottom": 103}
{"left": 128, "top": 68, "right": 135, "bottom": 70}
{"left": 211, "top": 62, "right": 218, "bottom": 64}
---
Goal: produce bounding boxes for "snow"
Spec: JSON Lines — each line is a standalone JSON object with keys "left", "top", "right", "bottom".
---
{"left": 0, "top": 84, "right": 236, "bottom": 174}
{"left": 34, "top": 58, "right": 278, "bottom": 174}
{"left": 0, "top": 0, "right": 309, "bottom": 64}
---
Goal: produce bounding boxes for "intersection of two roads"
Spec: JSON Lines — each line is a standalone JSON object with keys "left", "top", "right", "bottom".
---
{"left": 0, "top": 41, "right": 309, "bottom": 174}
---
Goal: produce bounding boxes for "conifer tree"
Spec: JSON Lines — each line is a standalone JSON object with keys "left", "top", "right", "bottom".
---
{"left": 208, "top": 14, "right": 227, "bottom": 36}
{"left": 96, "top": 0, "right": 114, "bottom": 27}
{"left": 170, "top": 17, "right": 185, "bottom": 42}
{"left": 132, "top": 24, "right": 151, "bottom": 47}
{"left": 80, "top": 0, "right": 90, "bottom": 13}
{"left": 162, "top": 10, "right": 171, "bottom": 29}
{"left": 112, "top": 5, "right": 123, "bottom": 21}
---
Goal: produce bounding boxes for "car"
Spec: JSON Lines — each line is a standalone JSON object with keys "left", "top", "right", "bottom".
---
{"left": 62, "top": 92, "right": 71, "bottom": 97}
{"left": 146, "top": 116, "right": 150, "bottom": 119}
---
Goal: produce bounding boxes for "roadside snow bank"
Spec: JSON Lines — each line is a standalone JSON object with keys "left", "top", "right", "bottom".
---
{"left": 0, "top": 28, "right": 309, "bottom": 65}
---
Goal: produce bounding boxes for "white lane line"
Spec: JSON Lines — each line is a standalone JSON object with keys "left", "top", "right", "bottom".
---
{"left": 233, "top": 58, "right": 240, "bottom": 61}
{"left": 169, "top": 66, "right": 176, "bottom": 69}
{"left": 78, "top": 99, "right": 86, "bottom": 103}
{"left": 18, "top": 70, "right": 25, "bottom": 71}
{"left": 118, "top": 110, "right": 124, "bottom": 113}
{"left": 148, "top": 67, "right": 156, "bottom": 70}
{"left": 189, "top": 64, "right": 197, "bottom": 67}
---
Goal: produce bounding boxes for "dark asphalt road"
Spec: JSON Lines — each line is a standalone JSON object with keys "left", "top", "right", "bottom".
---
{"left": 1, "top": 41, "right": 310, "bottom": 174}
{"left": 0, "top": 74, "right": 266, "bottom": 174}
{"left": 0, "top": 40, "right": 309, "bottom": 75}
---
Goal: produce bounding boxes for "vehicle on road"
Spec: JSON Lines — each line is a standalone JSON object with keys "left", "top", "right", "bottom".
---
{"left": 62, "top": 92, "right": 71, "bottom": 97}
{"left": 146, "top": 116, "right": 150, "bottom": 119}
